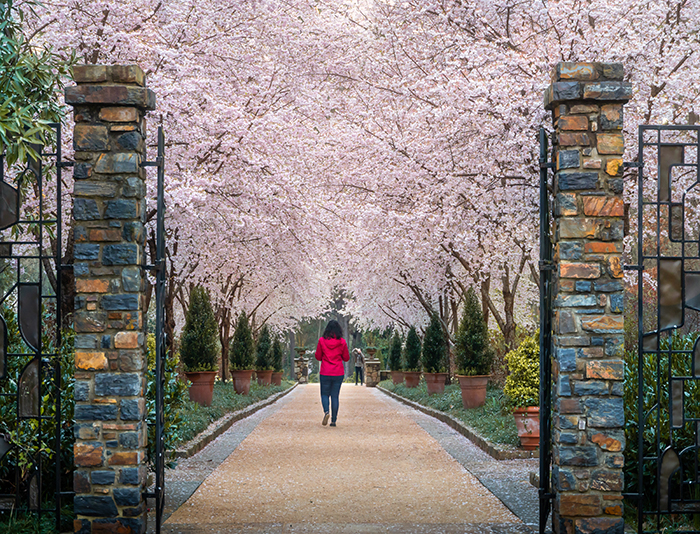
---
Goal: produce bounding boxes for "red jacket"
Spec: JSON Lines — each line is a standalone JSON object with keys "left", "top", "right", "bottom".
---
{"left": 315, "top": 337, "right": 350, "bottom": 376}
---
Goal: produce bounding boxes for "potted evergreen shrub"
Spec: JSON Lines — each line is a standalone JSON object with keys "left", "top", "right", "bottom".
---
{"left": 255, "top": 324, "right": 273, "bottom": 385}
{"left": 270, "top": 336, "right": 284, "bottom": 386}
{"left": 229, "top": 311, "right": 255, "bottom": 395}
{"left": 454, "top": 288, "right": 494, "bottom": 408}
{"left": 403, "top": 326, "right": 422, "bottom": 388}
{"left": 421, "top": 314, "right": 448, "bottom": 394}
{"left": 504, "top": 331, "right": 540, "bottom": 450}
{"left": 389, "top": 331, "right": 404, "bottom": 385}
{"left": 180, "top": 286, "right": 219, "bottom": 406}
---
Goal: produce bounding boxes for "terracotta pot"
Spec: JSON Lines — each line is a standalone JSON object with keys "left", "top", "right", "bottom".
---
{"left": 424, "top": 372, "right": 447, "bottom": 395}
{"left": 271, "top": 371, "right": 283, "bottom": 386}
{"left": 256, "top": 369, "right": 273, "bottom": 386}
{"left": 231, "top": 370, "right": 254, "bottom": 395}
{"left": 513, "top": 406, "right": 540, "bottom": 450}
{"left": 456, "top": 375, "right": 490, "bottom": 409}
{"left": 403, "top": 371, "right": 421, "bottom": 388}
{"left": 185, "top": 371, "right": 217, "bottom": 406}
{"left": 391, "top": 371, "right": 404, "bottom": 385}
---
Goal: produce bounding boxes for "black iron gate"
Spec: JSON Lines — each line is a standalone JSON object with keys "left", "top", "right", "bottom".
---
{"left": 538, "top": 128, "right": 554, "bottom": 534}
{"left": 143, "top": 126, "right": 167, "bottom": 533}
{"left": 628, "top": 124, "right": 700, "bottom": 533}
{"left": 0, "top": 124, "right": 72, "bottom": 530}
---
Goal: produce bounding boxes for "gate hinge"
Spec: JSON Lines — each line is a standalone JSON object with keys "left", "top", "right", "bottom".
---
{"left": 539, "top": 162, "right": 555, "bottom": 170}
{"left": 57, "top": 161, "right": 74, "bottom": 168}
{"left": 623, "top": 265, "right": 644, "bottom": 271}
{"left": 142, "top": 491, "right": 156, "bottom": 500}
{"left": 143, "top": 261, "right": 164, "bottom": 272}
{"left": 142, "top": 157, "right": 163, "bottom": 168}
{"left": 539, "top": 260, "right": 556, "bottom": 271}
{"left": 623, "top": 162, "right": 642, "bottom": 168}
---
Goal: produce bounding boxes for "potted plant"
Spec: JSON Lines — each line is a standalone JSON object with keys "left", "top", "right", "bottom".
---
{"left": 229, "top": 311, "right": 255, "bottom": 395}
{"left": 504, "top": 331, "right": 540, "bottom": 450}
{"left": 180, "top": 286, "right": 219, "bottom": 406}
{"left": 255, "top": 324, "right": 273, "bottom": 385}
{"left": 403, "top": 326, "right": 422, "bottom": 388}
{"left": 422, "top": 314, "right": 448, "bottom": 394}
{"left": 389, "top": 332, "right": 404, "bottom": 385}
{"left": 454, "top": 288, "right": 494, "bottom": 408}
{"left": 270, "top": 336, "right": 284, "bottom": 386}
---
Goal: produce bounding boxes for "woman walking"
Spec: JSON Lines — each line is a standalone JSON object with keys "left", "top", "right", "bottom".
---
{"left": 315, "top": 320, "right": 350, "bottom": 427}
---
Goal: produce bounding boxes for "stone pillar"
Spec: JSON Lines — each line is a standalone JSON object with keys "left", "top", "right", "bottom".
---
{"left": 294, "top": 358, "right": 309, "bottom": 383}
{"left": 66, "top": 65, "right": 155, "bottom": 534}
{"left": 544, "top": 62, "right": 631, "bottom": 534}
{"left": 364, "top": 359, "right": 380, "bottom": 387}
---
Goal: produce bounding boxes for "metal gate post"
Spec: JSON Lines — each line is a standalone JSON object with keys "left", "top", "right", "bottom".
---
{"left": 544, "top": 62, "right": 632, "bottom": 534}
{"left": 66, "top": 65, "right": 156, "bottom": 534}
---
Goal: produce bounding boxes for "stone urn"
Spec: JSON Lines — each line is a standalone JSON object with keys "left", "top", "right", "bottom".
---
{"left": 271, "top": 371, "right": 283, "bottom": 386}
{"left": 256, "top": 369, "right": 273, "bottom": 386}
{"left": 424, "top": 372, "right": 448, "bottom": 395}
{"left": 391, "top": 371, "right": 404, "bottom": 385}
{"left": 185, "top": 371, "right": 217, "bottom": 406}
{"left": 403, "top": 371, "right": 421, "bottom": 388}
{"left": 231, "top": 370, "right": 254, "bottom": 395}
{"left": 513, "top": 406, "right": 540, "bottom": 450}
{"left": 456, "top": 375, "right": 490, "bottom": 409}
{"left": 366, "top": 347, "right": 377, "bottom": 359}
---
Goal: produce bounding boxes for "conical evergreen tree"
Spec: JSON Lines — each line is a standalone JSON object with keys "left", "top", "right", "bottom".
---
{"left": 180, "top": 286, "right": 219, "bottom": 372}
{"left": 403, "top": 326, "right": 422, "bottom": 371}
{"left": 255, "top": 324, "right": 273, "bottom": 370}
{"left": 455, "top": 287, "right": 493, "bottom": 376}
{"left": 271, "top": 336, "right": 284, "bottom": 372}
{"left": 389, "top": 331, "right": 403, "bottom": 371}
{"left": 229, "top": 311, "right": 255, "bottom": 370}
{"left": 421, "top": 314, "right": 447, "bottom": 373}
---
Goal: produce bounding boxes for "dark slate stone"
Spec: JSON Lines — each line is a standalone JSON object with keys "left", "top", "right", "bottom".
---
{"left": 73, "top": 162, "right": 92, "bottom": 180}
{"left": 101, "top": 335, "right": 111, "bottom": 349}
{"left": 611, "top": 382, "right": 624, "bottom": 396}
{"left": 74, "top": 423, "right": 99, "bottom": 440}
{"left": 552, "top": 81, "right": 582, "bottom": 101}
{"left": 74, "top": 198, "right": 101, "bottom": 220}
{"left": 75, "top": 334, "right": 98, "bottom": 349}
{"left": 74, "top": 181, "right": 119, "bottom": 198}
{"left": 74, "top": 404, "right": 117, "bottom": 421}
{"left": 559, "top": 446, "right": 598, "bottom": 466}
{"left": 74, "top": 518, "right": 91, "bottom": 534}
{"left": 74, "top": 495, "right": 118, "bottom": 517}
{"left": 123, "top": 177, "right": 144, "bottom": 198}
{"left": 105, "top": 199, "right": 137, "bottom": 219}
{"left": 559, "top": 150, "right": 580, "bottom": 170}
{"left": 605, "top": 454, "right": 624, "bottom": 468}
{"left": 601, "top": 111, "right": 623, "bottom": 130}
{"left": 94, "top": 373, "right": 140, "bottom": 397}
{"left": 557, "top": 336, "right": 590, "bottom": 347}
{"left": 557, "top": 348, "right": 577, "bottom": 372}
{"left": 558, "top": 375, "right": 572, "bottom": 396}
{"left": 120, "top": 468, "right": 140, "bottom": 485}
{"left": 105, "top": 440, "right": 118, "bottom": 448}
{"left": 117, "top": 131, "right": 142, "bottom": 150}
{"left": 91, "top": 470, "right": 115, "bottom": 485}
{"left": 74, "top": 225, "right": 88, "bottom": 242}
{"left": 598, "top": 220, "right": 624, "bottom": 241}
{"left": 74, "top": 263, "right": 90, "bottom": 277}
{"left": 123, "top": 503, "right": 147, "bottom": 517}
{"left": 610, "top": 294, "right": 623, "bottom": 313}
{"left": 559, "top": 415, "right": 578, "bottom": 430}
{"left": 74, "top": 381, "right": 89, "bottom": 402}
{"left": 575, "top": 281, "right": 592, "bottom": 292}
{"left": 94, "top": 153, "right": 139, "bottom": 174}
{"left": 591, "top": 337, "right": 605, "bottom": 346}
{"left": 602, "top": 63, "right": 624, "bottom": 80}
{"left": 119, "top": 432, "right": 140, "bottom": 449}
{"left": 558, "top": 171, "right": 598, "bottom": 191}
{"left": 92, "top": 518, "right": 145, "bottom": 533}
{"left": 556, "top": 193, "right": 578, "bottom": 216}
{"left": 583, "top": 81, "right": 633, "bottom": 100}
{"left": 605, "top": 336, "right": 624, "bottom": 357}
{"left": 122, "top": 267, "right": 141, "bottom": 292}
{"left": 75, "top": 296, "right": 86, "bottom": 310}
{"left": 573, "top": 380, "right": 608, "bottom": 396}
{"left": 558, "top": 310, "right": 577, "bottom": 334}
{"left": 121, "top": 399, "right": 141, "bottom": 421}
{"left": 584, "top": 397, "right": 624, "bottom": 428}
{"left": 103, "top": 244, "right": 138, "bottom": 266}
{"left": 609, "top": 178, "right": 623, "bottom": 194}
{"left": 122, "top": 222, "right": 144, "bottom": 242}
{"left": 555, "top": 294, "right": 597, "bottom": 307}
{"left": 101, "top": 294, "right": 139, "bottom": 310}
{"left": 113, "top": 488, "right": 141, "bottom": 507}
{"left": 594, "top": 280, "right": 624, "bottom": 292}
{"left": 74, "top": 243, "right": 100, "bottom": 261}
{"left": 559, "top": 433, "right": 578, "bottom": 445}
{"left": 577, "top": 308, "right": 606, "bottom": 314}
{"left": 559, "top": 242, "right": 583, "bottom": 260}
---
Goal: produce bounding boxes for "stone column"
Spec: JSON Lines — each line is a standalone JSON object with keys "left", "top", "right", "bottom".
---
{"left": 364, "top": 359, "right": 380, "bottom": 387}
{"left": 66, "top": 65, "right": 155, "bottom": 534}
{"left": 544, "top": 62, "right": 631, "bottom": 534}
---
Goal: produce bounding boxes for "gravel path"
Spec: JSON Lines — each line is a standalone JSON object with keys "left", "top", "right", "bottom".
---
{"left": 159, "top": 384, "right": 538, "bottom": 534}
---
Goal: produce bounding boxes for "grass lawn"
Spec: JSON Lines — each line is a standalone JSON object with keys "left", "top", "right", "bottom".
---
{"left": 379, "top": 379, "right": 519, "bottom": 446}
{"left": 177, "top": 380, "right": 294, "bottom": 445}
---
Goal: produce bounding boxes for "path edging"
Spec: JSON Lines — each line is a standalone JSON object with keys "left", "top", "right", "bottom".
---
{"left": 174, "top": 383, "right": 298, "bottom": 459}
{"left": 377, "top": 386, "right": 536, "bottom": 461}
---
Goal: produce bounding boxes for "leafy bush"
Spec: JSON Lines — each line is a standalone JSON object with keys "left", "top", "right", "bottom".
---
{"left": 270, "top": 336, "right": 283, "bottom": 372}
{"left": 421, "top": 314, "right": 447, "bottom": 373}
{"left": 403, "top": 326, "right": 422, "bottom": 371}
{"left": 255, "top": 324, "right": 272, "bottom": 370}
{"left": 503, "top": 331, "right": 539, "bottom": 408}
{"left": 455, "top": 287, "right": 493, "bottom": 376}
{"left": 230, "top": 311, "right": 254, "bottom": 370}
{"left": 389, "top": 332, "right": 402, "bottom": 371}
{"left": 180, "top": 286, "right": 219, "bottom": 372}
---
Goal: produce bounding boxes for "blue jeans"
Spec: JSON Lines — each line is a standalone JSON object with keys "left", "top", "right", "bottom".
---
{"left": 355, "top": 367, "right": 364, "bottom": 385}
{"left": 319, "top": 374, "right": 344, "bottom": 423}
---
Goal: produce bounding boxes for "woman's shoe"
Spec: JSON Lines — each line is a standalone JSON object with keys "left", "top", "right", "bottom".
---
{"left": 322, "top": 412, "right": 330, "bottom": 426}
{"left": 330, "top": 422, "right": 336, "bottom": 427}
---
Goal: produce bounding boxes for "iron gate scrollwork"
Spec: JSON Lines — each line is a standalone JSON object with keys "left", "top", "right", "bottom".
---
{"left": 630, "top": 124, "right": 700, "bottom": 533}
{"left": 0, "top": 124, "right": 72, "bottom": 530}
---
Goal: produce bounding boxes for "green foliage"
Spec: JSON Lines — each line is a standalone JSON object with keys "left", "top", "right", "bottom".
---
{"left": 403, "top": 326, "right": 422, "bottom": 371}
{"left": 0, "top": 503, "right": 73, "bottom": 534}
{"left": 455, "top": 288, "right": 493, "bottom": 376}
{"left": 503, "top": 331, "right": 539, "bottom": 408}
{"left": 230, "top": 311, "right": 255, "bottom": 370}
{"left": 0, "top": 1, "right": 75, "bottom": 167}
{"left": 421, "top": 314, "right": 447, "bottom": 373}
{"left": 146, "top": 344, "right": 188, "bottom": 470}
{"left": 180, "top": 286, "right": 219, "bottom": 372}
{"left": 388, "top": 332, "right": 403, "bottom": 371}
{"left": 270, "top": 336, "right": 283, "bottom": 372}
{"left": 146, "top": 332, "right": 156, "bottom": 370}
{"left": 255, "top": 324, "right": 273, "bottom": 370}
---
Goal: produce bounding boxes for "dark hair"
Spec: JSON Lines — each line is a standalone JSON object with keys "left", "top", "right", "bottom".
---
{"left": 322, "top": 320, "right": 343, "bottom": 340}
